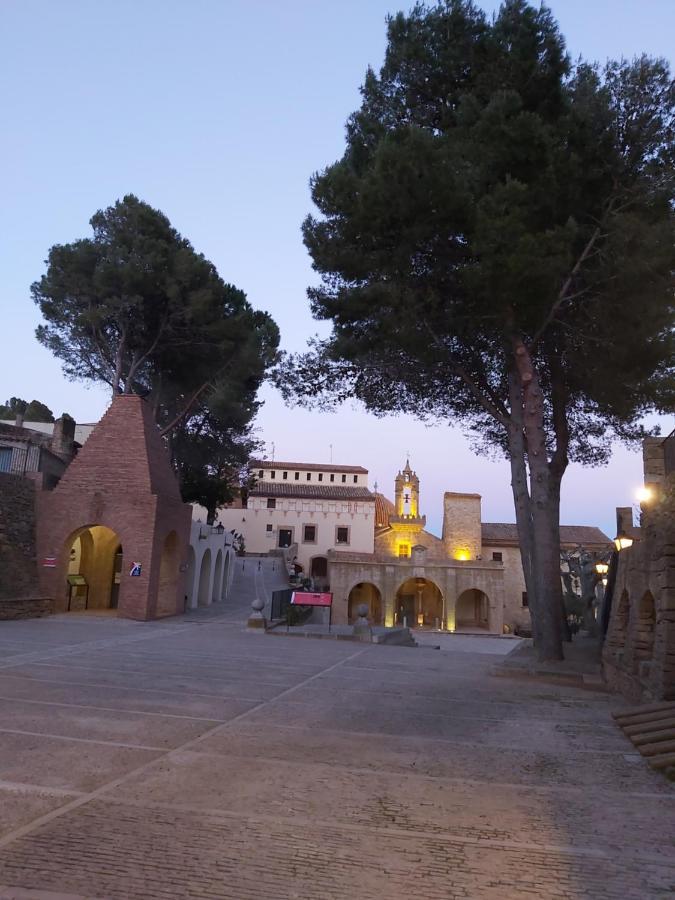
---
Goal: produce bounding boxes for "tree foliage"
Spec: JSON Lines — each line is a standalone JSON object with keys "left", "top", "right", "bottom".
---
{"left": 0, "top": 398, "right": 55, "bottom": 422}
{"left": 280, "top": 0, "right": 674, "bottom": 659}
{"left": 32, "top": 194, "right": 279, "bottom": 512}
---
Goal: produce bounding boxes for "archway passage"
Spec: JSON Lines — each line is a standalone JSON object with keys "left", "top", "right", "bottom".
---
{"left": 221, "top": 552, "right": 231, "bottom": 600}
{"left": 633, "top": 591, "right": 656, "bottom": 672}
{"left": 456, "top": 589, "right": 490, "bottom": 631}
{"left": 197, "top": 549, "right": 212, "bottom": 607}
{"left": 156, "top": 531, "right": 180, "bottom": 618}
{"left": 65, "top": 525, "right": 122, "bottom": 612}
{"left": 348, "top": 583, "right": 382, "bottom": 625}
{"left": 395, "top": 577, "right": 443, "bottom": 629}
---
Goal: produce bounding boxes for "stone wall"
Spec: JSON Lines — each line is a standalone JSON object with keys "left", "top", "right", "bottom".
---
{"left": 442, "top": 493, "right": 482, "bottom": 560}
{"left": 0, "top": 597, "right": 53, "bottom": 620}
{"left": 0, "top": 473, "right": 39, "bottom": 600}
{"left": 602, "top": 443, "right": 675, "bottom": 701}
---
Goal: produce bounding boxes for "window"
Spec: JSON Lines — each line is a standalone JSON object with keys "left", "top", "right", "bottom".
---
{"left": 294, "top": 471, "right": 300, "bottom": 481}
{"left": 353, "top": 475, "right": 358, "bottom": 483}
{"left": 266, "top": 524, "right": 273, "bottom": 533}
{"left": 522, "top": 592, "right": 529, "bottom": 608}
{"left": 330, "top": 473, "right": 335, "bottom": 482}
{"left": 258, "top": 469, "right": 263, "bottom": 479}
{"left": 278, "top": 528, "right": 293, "bottom": 548}
{"left": 492, "top": 552, "right": 503, "bottom": 562}
{"left": 341, "top": 474, "right": 346, "bottom": 483}
{"left": 270, "top": 470, "right": 276, "bottom": 479}
{"left": 306, "top": 472, "right": 311, "bottom": 481}
{"left": 303, "top": 524, "right": 317, "bottom": 543}
{"left": 267, "top": 498, "right": 276, "bottom": 509}
{"left": 336, "top": 526, "right": 350, "bottom": 545}
{"left": 283, "top": 471, "right": 288, "bottom": 480}
{"left": 398, "top": 544, "right": 411, "bottom": 558}
{"left": 318, "top": 473, "right": 323, "bottom": 482}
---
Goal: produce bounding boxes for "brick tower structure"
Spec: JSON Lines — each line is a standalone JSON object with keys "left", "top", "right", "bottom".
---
{"left": 37, "top": 395, "right": 191, "bottom": 620}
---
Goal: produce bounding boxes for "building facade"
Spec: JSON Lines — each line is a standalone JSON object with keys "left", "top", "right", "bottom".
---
{"left": 328, "top": 460, "right": 610, "bottom": 634}
{"left": 218, "top": 460, "right": 376, "bottom": 585}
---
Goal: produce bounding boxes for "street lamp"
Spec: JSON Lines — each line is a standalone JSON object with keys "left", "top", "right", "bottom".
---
{"left": 595, "top": 561, "right": 609, "bottom": 576}
{"left": 213, "top": 523, "right": 225, "bottom": 535}
{"left": 613, "top": 531, "right": 634, "bottom": 552}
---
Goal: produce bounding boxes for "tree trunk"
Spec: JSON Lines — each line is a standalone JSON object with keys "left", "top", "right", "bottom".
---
{"left": 510, "top": 340, "right": 564, "bottom": 661}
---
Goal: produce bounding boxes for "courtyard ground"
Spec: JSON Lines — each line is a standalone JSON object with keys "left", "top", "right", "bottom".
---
{"left": 0, "top": 561, "right": 673, "bottom": 899}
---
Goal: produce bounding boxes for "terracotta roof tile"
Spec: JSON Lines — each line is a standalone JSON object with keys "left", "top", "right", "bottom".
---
{"left": 250, "top": 483, "right": 374, "bottom": 501}
{"left": 481, "top": 523, "right": 611, "bottom": 547}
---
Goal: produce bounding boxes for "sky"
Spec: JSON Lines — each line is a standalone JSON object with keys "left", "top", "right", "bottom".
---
{"left": 1, "top": 0, "right": 673, "bottom": 538}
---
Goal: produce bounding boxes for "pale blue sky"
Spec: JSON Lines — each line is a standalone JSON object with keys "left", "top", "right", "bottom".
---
{"left": 1, "top": 1, "right": 673, "bottom": 537}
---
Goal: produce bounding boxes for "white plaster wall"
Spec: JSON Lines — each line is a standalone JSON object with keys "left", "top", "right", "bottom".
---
{"left": 185, "top": 521, "right": 237, "bottom": 610}
{"left": 218, "top": 498, "right": 375, "bottom": 573}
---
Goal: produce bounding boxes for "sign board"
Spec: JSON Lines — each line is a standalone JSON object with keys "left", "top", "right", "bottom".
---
{"left": 42, "top": 557, "right": 57, "bottom": 568}
{"left": 129, "top": 562, "right": 142, "bottom": 577}
{"left": 290, "top": 591, "right": 332, "bottom": 607}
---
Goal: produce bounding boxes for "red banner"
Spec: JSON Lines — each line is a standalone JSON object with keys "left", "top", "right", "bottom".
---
{"left": 291, "top": 591, "right": 332, "bottom": 607}
{"left": 42, "top": 557, "right": 57, "bottom": 568}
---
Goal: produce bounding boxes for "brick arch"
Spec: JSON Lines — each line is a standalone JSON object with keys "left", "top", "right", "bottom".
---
{"left": 62, "top": 523, "right": 122, "bottom": 611}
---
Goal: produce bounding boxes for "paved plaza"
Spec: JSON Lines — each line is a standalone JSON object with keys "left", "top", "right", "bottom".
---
{"left": 0, "top": 563, "right": 673, "bottom": 899}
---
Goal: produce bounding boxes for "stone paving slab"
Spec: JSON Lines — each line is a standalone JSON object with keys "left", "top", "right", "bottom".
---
{"left": 111, "top": 747, "right": 675, "bottom": 858}
{"left": 0, "top": 698, "right": 221, "bottom": 748}
{"left": 0, "top": 799, "right": 671, "bottom": 900}
{"left": 198, "top": 721, "right": 672, "bottom": 792}
{"left": 0, "top": 787, "right": 79, "bottom": 840}
{"left": 0, "top": 733, "right": 162, "bottom": 793}
{"left": 0, "top": 585, "right": 672, "bottom": 899}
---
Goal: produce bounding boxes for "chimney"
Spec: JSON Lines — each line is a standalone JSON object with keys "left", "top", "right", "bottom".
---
{"left": 51, "top": 414, "right": 76, "bottom": 462}
{"left": 14, "top": 412, "right": 24, "bottom": 428}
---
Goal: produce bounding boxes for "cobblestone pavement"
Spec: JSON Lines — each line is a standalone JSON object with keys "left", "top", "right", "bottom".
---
{"left": 0, "top": 564, "right": 672, "bottom": 899}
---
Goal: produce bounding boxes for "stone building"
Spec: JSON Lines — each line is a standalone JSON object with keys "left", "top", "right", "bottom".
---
{"left": 218, "top": 460, "right": 376, "bottom": 586}
{"left": 0, "top": 414, "right": 79, "bottom": 489}
{"left": 329, "top": 460, "right": 610, "bottom": 633}
{"left": 603, "top": 435, "right": 675, "bottom": 701}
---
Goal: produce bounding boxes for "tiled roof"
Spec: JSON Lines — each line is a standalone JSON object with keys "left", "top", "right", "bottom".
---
{"left": 252, "top": 460, "right": 368, "bottom": 474}
{"left": 250, "top": 483, "right": 374, "bottom": 501}
{"left": 374, "top": 492, "right": 396, "bottom": 528}
{"left": 481, "top": 523, "right": 611, "bottom": 547}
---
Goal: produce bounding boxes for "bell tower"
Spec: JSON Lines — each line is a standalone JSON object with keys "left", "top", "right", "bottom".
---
{"left": 394, "top": 459, "right": 420, "bottom": 519}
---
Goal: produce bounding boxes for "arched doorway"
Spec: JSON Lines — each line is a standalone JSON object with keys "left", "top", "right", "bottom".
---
{"left": 156, "top": 531, "right": 180, "bottom": 617}
{"left": 64, "top": 525, "right": 122, "bottom": 612}
{"left": 395, "top": 577, "right": 443, "bottom": 628}
{"left": 310, "top": 556, "right": 329, "bottom": 590}
{"left": 212, "top": 550, "right": 223, "bottom": 603}
{"left": 456, "top": 589, "right": 490, "bottom": 630}
{"left": 633, "top": 591, "right": 656, "bottom": 672}
{"left": 197, "top": 549, "right": 212, "bottom": 607}
{"left": 347, "top": 583, "right": 382, "bottom": 624}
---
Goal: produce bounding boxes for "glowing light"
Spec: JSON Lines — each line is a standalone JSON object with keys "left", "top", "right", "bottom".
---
{"left": 601, "top": 577, "right": 608, "bottom": 587}
{"left": 417, "top": 612, "right": 424, "bottom": 626}
{"left": 636, "top": 486, "right": 653, "bottom": 503}
{"left": 454, "top": 549, "right": 471, "bottom": 561}
{"left": 614, "top": 534, "right": 633, "bottom": 552}
{"left": 595, "top": 562, "right": 609, "bottom": 575}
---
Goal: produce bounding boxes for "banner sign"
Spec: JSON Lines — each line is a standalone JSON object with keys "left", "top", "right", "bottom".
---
{"left": 290, "top": 591, "right": 332, "bottom": 607}
{"left": 42, "top": 557, "right": 57, "bottom": 568}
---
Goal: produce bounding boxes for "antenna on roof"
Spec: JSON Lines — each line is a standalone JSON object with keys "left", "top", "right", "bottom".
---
{"left": 329, "top": 443, "right": 333, "bottom": 463}
{"left": 271, "top": 441, "right": 275, "bottom": 462}
{"left": 374, "top": 479, "right": 378, "bottom": 493}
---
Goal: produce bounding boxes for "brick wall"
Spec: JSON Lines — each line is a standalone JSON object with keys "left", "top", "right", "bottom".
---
{"left": 0, "top": 473, "right": 39, "bottom": 600}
